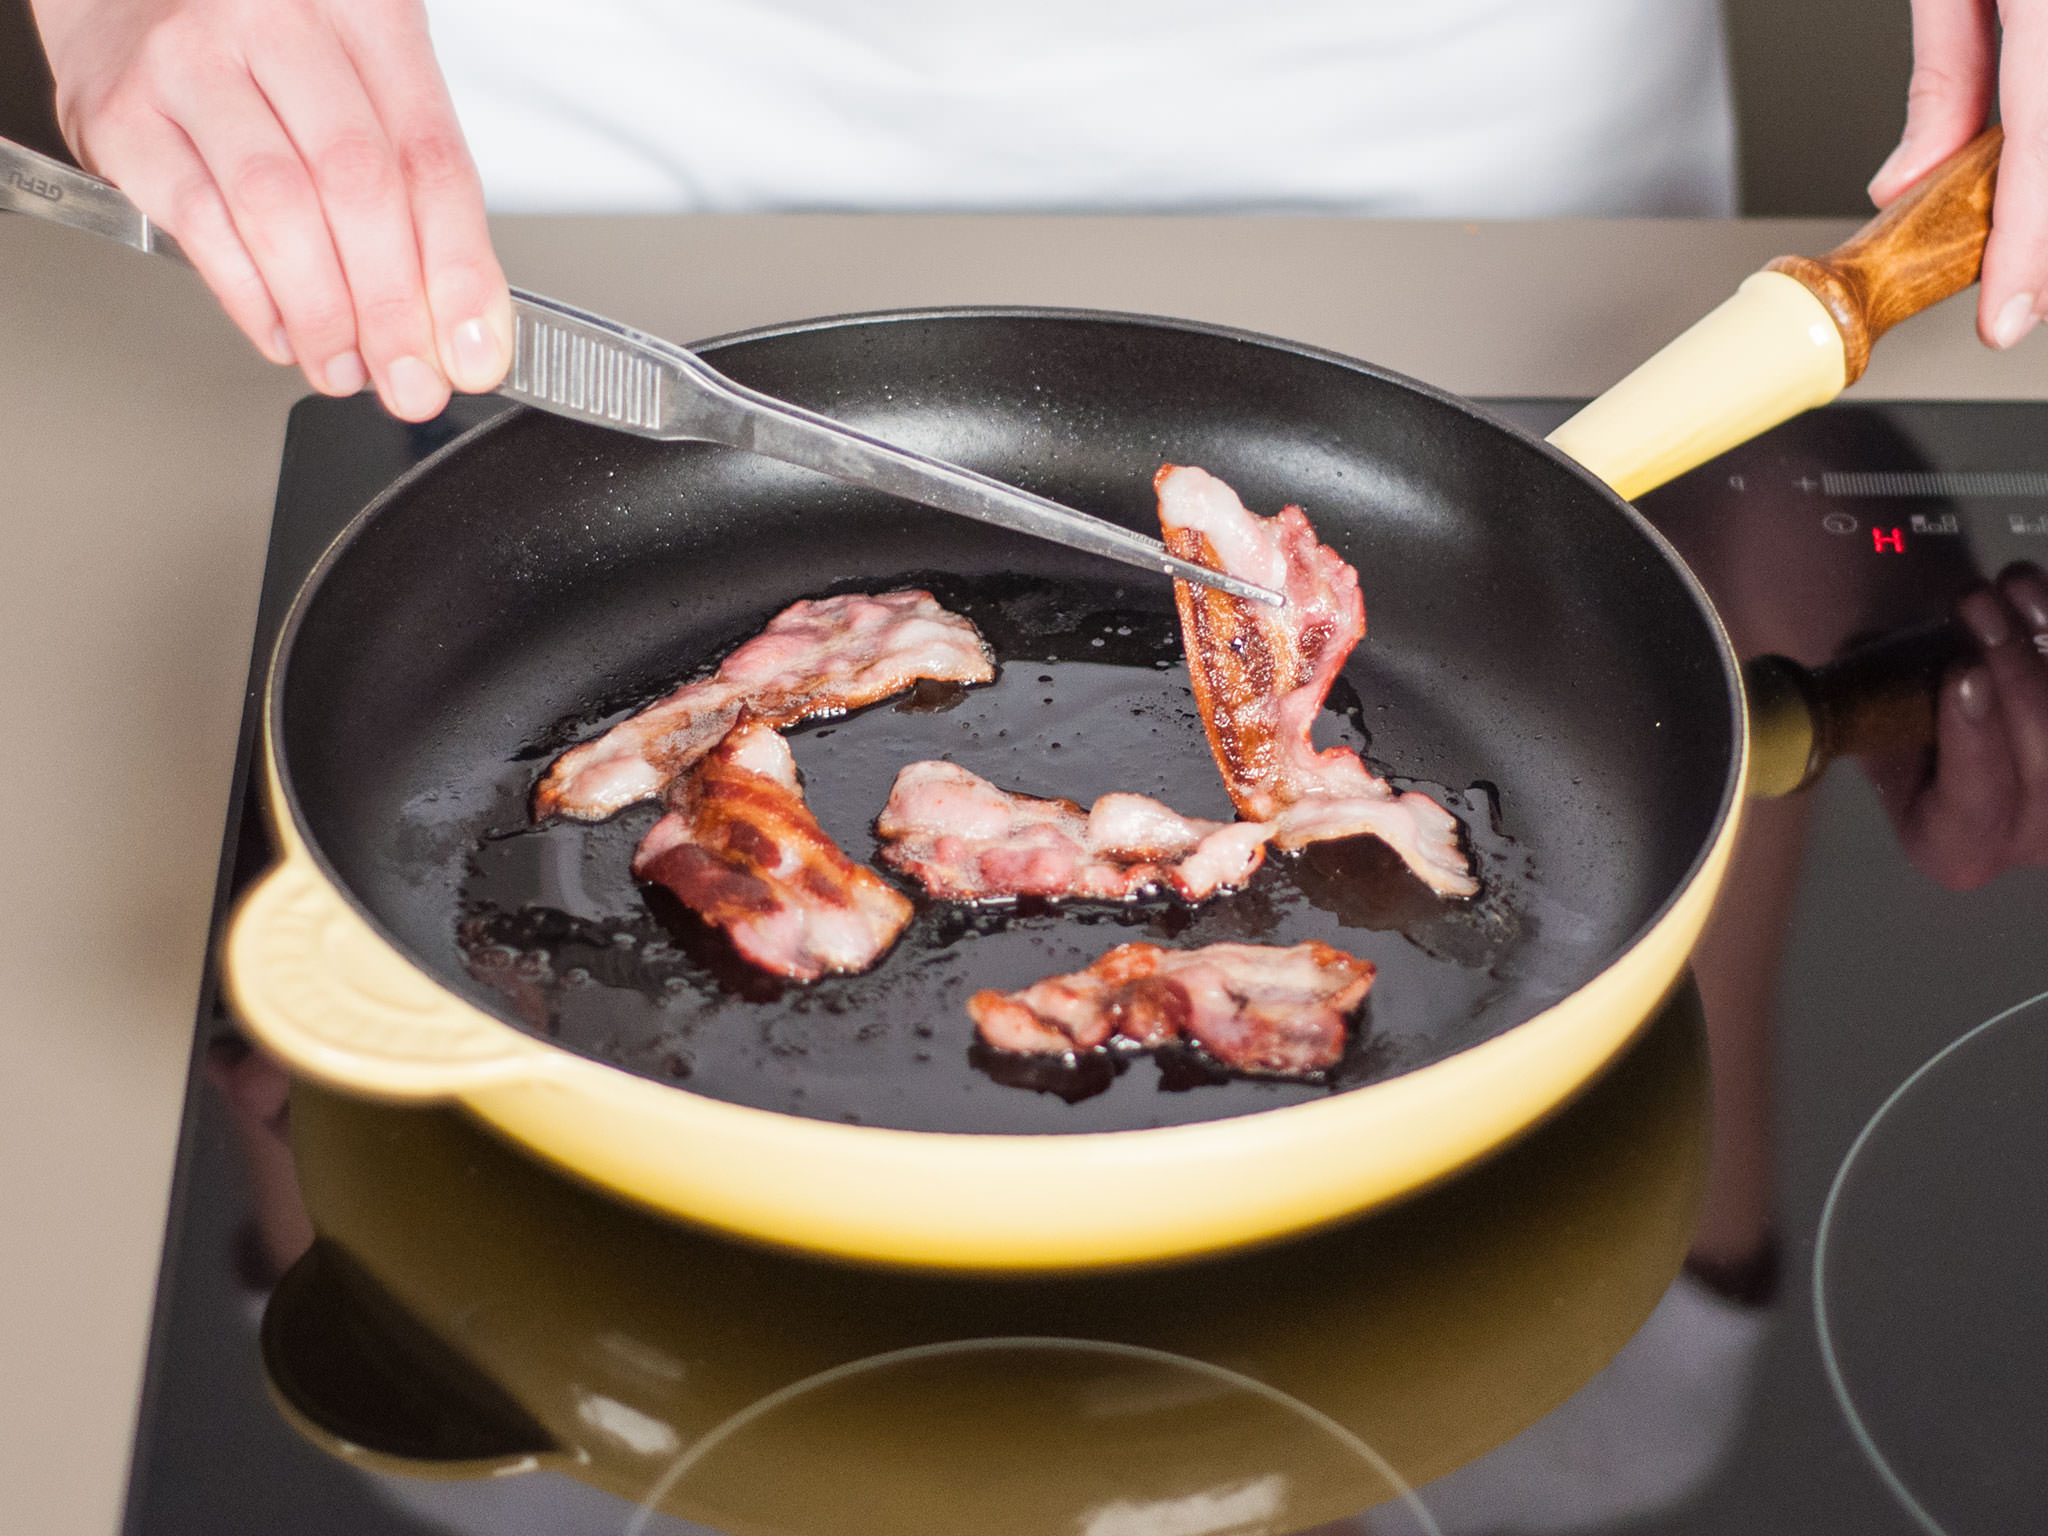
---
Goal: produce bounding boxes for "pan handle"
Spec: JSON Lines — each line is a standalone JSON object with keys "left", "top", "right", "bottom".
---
{"left": 223, "top": 855, "right": 549, "bottom": 1099}
{"left": 1764, "top": 127, "right": 2003, "bottom": 387}
{"left": 1743, "top": 620, "right": 1971, "bottom": 798}
{"left": 1549, "top": 129, "right": 2002, "bottom": 502}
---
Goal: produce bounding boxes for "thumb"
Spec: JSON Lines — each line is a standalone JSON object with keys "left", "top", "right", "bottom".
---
{"left": 1869, "top": 0, "right": 1998, "bottom": 207}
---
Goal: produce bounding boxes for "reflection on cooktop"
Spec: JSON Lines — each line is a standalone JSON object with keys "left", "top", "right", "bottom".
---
{"left": 1816, "top": 989, "right": 2048, "bottom": 1536}
{"left": 254, "top": 981, "right": 1702, "bottom": 1535}
{"left": 615, "top": 1341, "right": 1442, "bottom": 1536}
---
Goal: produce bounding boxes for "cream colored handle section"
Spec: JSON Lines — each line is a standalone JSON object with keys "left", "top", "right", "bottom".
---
{"left": 224, "top": 856, "right": 549, "bottom": 1099}
{"left": 1545, "top": 271, "right": 1848, "bottom": 501}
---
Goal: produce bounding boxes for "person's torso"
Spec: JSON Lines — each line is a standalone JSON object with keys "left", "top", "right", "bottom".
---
{"left": 427, "top": 0, "right": 1734, "bottom": 217}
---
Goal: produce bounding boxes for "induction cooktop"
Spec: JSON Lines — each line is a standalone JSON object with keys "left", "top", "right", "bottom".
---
{"left": 119, "top": 395, "right": 2048, "bottom": 1536}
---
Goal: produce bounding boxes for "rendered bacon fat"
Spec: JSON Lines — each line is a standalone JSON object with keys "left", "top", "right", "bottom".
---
{"left": 968, "top": 941, "right": 1376, "bottom": 1076}
{"left": 537, "top": 591, "right": 993, "bottom": 821}
{"left": 632, "top": 721, "right": 913, "bottom": 981}
{"left": 876, "top": 760, "right": 1272, "bottom": 902}
{"left": 1156, "top": 465, "right": 1479, "bottom": 899}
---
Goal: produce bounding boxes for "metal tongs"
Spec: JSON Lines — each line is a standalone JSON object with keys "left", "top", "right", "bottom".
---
{"left": 1, "top": 136, "right": 1281, "bottom": 607}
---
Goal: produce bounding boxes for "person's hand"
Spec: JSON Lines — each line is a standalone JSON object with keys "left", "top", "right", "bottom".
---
{"left": 1869, "top": 0, "right": 2048, "bottom": 351}
{"left": 1865, "top": 563, "right": 2048, "bottom": 888}
{"left": 28, "top": 0, "right": 511, "bottom": 421}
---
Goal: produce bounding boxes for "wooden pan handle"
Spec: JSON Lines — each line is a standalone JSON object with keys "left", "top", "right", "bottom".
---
{"left": 1549, "top": 126, "right": 2005, "bottom": 501}
{"left": 1744, "top": 620, "right": 1974, "bottom": 798}
{"left": 1766, "top": 126, "right": 2003, "bottom": 385}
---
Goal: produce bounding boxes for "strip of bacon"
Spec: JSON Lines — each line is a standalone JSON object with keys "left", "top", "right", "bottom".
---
{"left": 1155, "top": 465, "right": 1479, "bottom": 899}
{"left": 632, "top": 721, "right": 913, "bottom": 981}
{"left": 968, "top": 940, "right": 1375, "bottom": 1077}
{"left": 536, "top": 590, "right": 994, "bottom": 822}
{"left": 876, "top": 760, "right": 1271, "bottom": 903}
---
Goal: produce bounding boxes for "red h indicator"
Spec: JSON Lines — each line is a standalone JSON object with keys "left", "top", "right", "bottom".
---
{"left": 1872, "top": 527, "right": 1905, "bottom": 553}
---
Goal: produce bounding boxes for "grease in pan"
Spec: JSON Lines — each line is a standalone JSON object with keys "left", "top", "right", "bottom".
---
{"left": 513, "top": 467, "right": 1473, "bottom": 1095}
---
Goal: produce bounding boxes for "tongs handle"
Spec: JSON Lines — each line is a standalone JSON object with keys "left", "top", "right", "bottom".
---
{"left": 0, "top": 133, "right": 1282, "bottom": 609}
{"left": 1765, "top": 126, "right": 2001, "bottom": 386}
{"left": 0, "top": 135, "right": 186, "bottom": 260}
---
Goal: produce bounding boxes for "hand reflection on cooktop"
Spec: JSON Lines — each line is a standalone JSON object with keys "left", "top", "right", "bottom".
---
{"left": 1652, "top": 413, "right": 2048, "bottom": 1298}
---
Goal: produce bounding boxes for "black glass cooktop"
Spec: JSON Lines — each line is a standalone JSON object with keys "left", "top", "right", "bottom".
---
{"left": 121, "top": 395, "right": 2048, "bottom": 1535}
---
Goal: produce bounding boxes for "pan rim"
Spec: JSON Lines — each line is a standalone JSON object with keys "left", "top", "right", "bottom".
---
{"left": 260, "top": 304, "right": 1746, "bottom": 1140}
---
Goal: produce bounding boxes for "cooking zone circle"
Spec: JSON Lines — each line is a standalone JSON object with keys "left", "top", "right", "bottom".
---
{"left": 1814, "top": 989, "right": 2048, "bottom": 1534}
{"left": 621, "top": 1338, "right": 1442, "bottom": 1536}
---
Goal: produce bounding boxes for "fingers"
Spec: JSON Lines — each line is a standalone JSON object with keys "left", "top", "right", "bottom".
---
{"left": 1972, "top": 566, "right": 2048, "bottom": 847}
{"left": 1980, "top": 0, "right": 2048, "bottom": 348}
{"left": 154, "top": 46, "right": 374, "bottom": 399}
{"left": 340, "top": 5, "right": 510, "bottom": 392}
{"left": 1877, "top": 567, "right": 2048, "bottom": 889}
{"left": 1925, "top": 663, "right": 2020, "bottom": 886}
{"left": 77, "top": 103, "right": 294, "bottom": 367}
{"left": 1873, "top": 658, "right": 2016, "bottom": 889}
{"left": 1869, "top": 0, "right": 1997, "bottom": 207}
{"left": 242, "top": 13, "right": 452, "bottom": 415}
{"left": 1875, "top": 2, "right": 2048, "bottom": 355}
{"left": 40, "top": 0, "right": 496, "bottom": 421}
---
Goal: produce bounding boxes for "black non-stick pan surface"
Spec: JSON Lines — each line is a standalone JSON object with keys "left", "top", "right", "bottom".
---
{"left": 274, "top": 310, "right": 1739, "bottom": 1136}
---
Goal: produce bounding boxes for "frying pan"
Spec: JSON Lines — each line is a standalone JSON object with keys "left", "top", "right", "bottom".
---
{"left": 223, "top": 134, "right": 2002, "bottom": 1269}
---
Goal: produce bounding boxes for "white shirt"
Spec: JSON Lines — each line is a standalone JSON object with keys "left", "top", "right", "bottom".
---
{"left": 424, "top": 0, "right": 1736, "bottom": 217}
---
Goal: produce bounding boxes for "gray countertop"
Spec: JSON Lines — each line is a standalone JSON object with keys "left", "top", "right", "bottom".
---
{"left": 3, "top": 212, "right": 2043, "bottom": 1535}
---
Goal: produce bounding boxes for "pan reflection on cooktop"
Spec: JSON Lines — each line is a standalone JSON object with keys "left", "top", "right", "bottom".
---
{"left": 256, "top": 978, "right": 1705, "bottom": 1536}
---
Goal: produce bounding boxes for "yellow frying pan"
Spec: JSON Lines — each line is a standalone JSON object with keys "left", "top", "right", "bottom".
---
{"left": 222, "top": 132, "right": 2001, "bottom": 1269}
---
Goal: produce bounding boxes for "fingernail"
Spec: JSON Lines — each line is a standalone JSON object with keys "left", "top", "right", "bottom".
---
{"left": 450, "top": 317, "right": 505, "bottom": 392}
{"left": 323, "top": 351, "right": 367, "bottom": 395}
{"left": 1992, "top": 292, "right": 2039, "bottom": 350}
{"left": 1868, "top": 143, "right": 1907, "bottom": 199}
{"left": 2005, "top": 576, "right": 2048, "bottom": 635}
{"left": 269, "top": 326, "right": 295, "bottom": 365}
{"left": 386, "top": 355, "right": 445, "bottom": 419}
{"left": 1957, "top": 666, "right": 1995, "bottom": 723}
{"left": 1962, "top": 590, "right": 2014, "bottom": 649}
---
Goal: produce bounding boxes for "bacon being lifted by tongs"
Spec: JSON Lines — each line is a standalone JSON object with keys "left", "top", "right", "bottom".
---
{"left": 537, "top": 590, "right": 994, "bottom": 822}
{"left": 968, "top": 940, "right": 1376, "bottom": 1077}
{"left": 1155, "top": 465, "right": 1478, "bottom": 899}
{"left": 632, "top": 721, "right": 913, "bottom": 981}
{"left": 876, "top": 760, "right": 1273, "bottom": 903}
